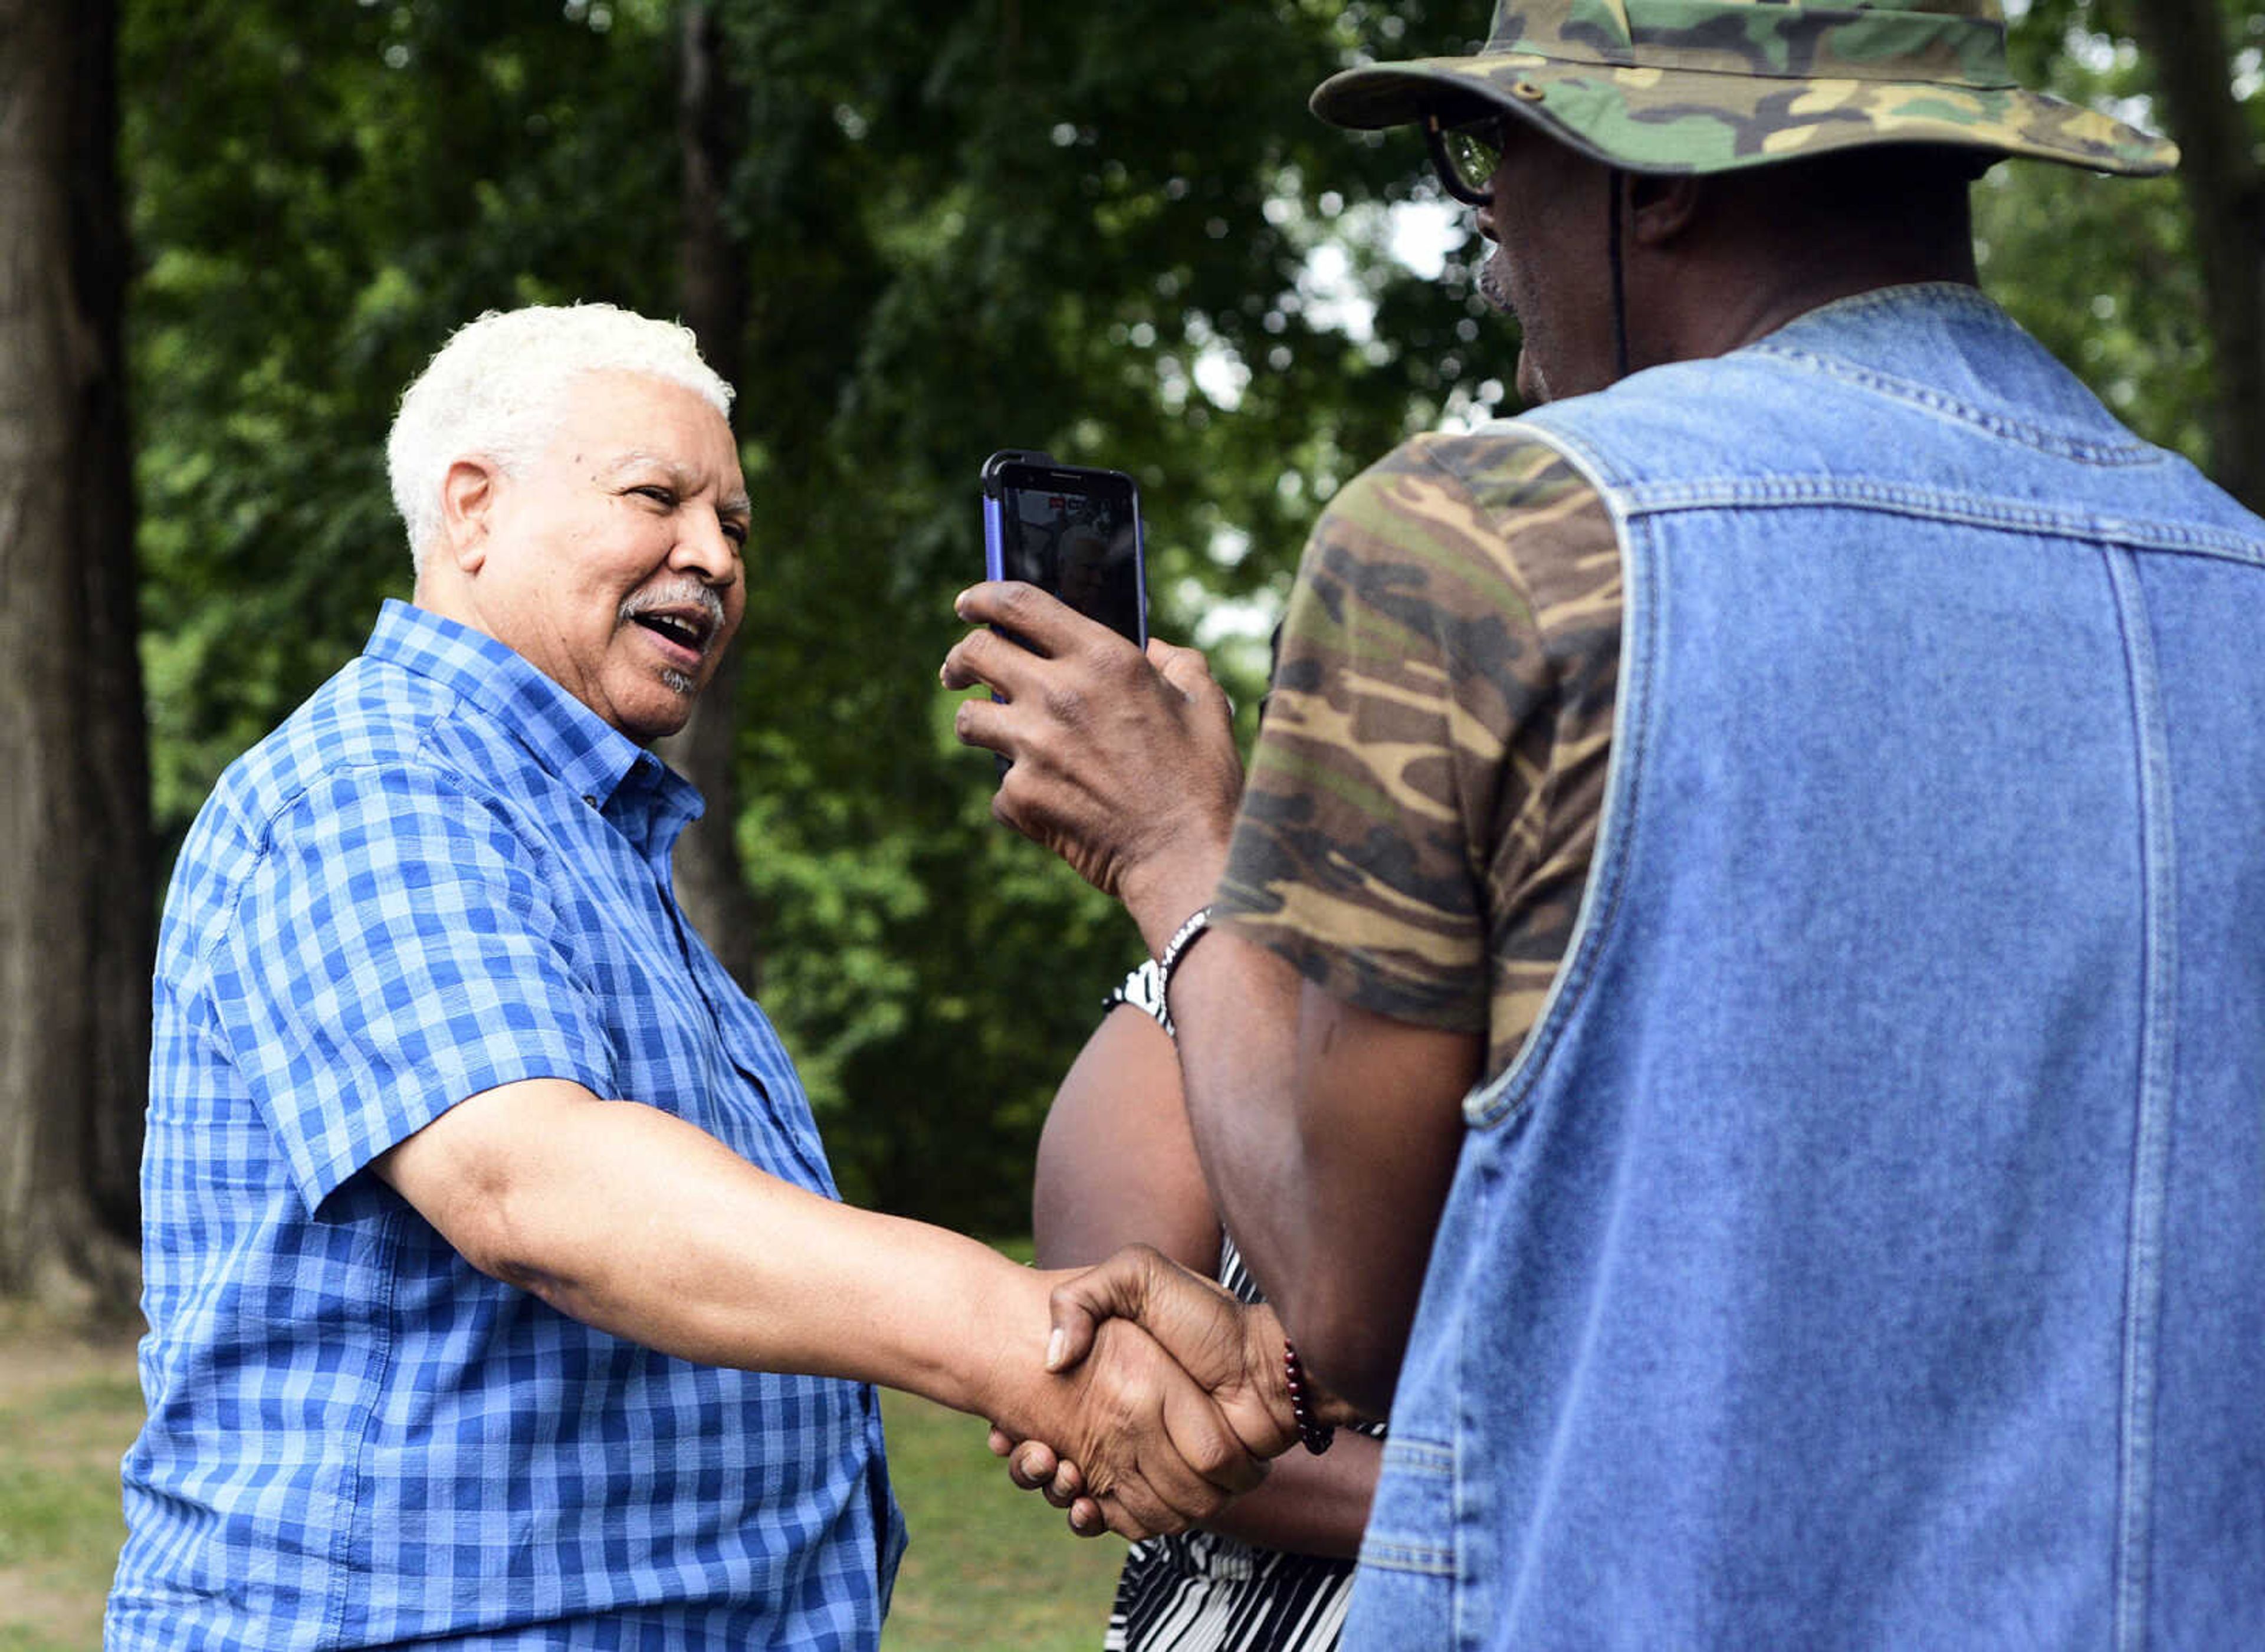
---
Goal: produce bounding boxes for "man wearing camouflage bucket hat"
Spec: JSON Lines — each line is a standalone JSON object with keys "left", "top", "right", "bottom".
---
{"left": 946, "top": 0, "right": 2265, "bottom": 1645}
{"left": 1317, "top": 0, "right": 2178, "bottom": 176}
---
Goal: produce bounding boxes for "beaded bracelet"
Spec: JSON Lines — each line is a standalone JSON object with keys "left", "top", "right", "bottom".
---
{"left": 1153, "top": 903, "right": 1216, "bottom": 1039}
{"left": 1282, "top": 1338, "right": 1335, "bottom": 1456}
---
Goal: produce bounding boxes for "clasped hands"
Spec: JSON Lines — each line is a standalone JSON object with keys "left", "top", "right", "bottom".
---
{"left": 991, "top": 1244, "right": 1325, "bottom": 1541}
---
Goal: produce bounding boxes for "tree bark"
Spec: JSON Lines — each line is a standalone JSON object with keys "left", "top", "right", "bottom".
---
{"left": 658, "top": 0, "right": 766, "bottom": 993}
{"left": 0, "top": 0, "right": 150, "bottom": 1315}
{"left": 2122, "top": 0, "right": 2265, "bottom": 511}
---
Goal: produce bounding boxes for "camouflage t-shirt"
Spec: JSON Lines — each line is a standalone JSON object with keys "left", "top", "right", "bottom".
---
{"left": 1217, "top": 429, "right": 1621, "bottom": 1083}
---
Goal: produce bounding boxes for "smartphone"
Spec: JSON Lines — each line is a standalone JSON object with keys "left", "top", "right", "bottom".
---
{"left": 982, "top": 449, "right": 1148, "bottom": 648}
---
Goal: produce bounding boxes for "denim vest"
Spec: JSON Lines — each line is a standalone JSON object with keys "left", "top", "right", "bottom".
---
{"left": 1341, "top": 286, "right": 2265, "bottom": 1650}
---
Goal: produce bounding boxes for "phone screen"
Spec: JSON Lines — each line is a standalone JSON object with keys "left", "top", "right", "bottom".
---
{"left": 984, "top": 459, "right": 1147, "bottom": 647}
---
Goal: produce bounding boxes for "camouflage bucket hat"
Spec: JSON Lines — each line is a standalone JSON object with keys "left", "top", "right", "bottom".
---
{"left": 1310, "top": 0, "right": 2177, "bottom": 178}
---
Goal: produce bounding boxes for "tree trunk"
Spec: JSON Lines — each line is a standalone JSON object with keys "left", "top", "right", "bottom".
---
{"left": 658, "top": 0, "right": 766, "bottom": 993}
{"left": 2123, "top": 0, "right": 2265, "bottom": 511}
{"left": 0, "top": 0, "right": 150, "bottom": 1316}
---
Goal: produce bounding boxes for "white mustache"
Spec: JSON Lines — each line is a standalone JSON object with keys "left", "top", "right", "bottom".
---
{"left": 618, "top": 580, "right": 726, "bottom": 636}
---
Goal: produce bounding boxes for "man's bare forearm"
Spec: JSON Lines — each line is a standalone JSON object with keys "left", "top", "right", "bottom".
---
{"left": 385, "top": 1079, "right": 1036, "bottom": 1400}
{"left": 1157, "top": 931, "right": 1477, "bottom": 1416}
{"left": 375, "top": 1078, "right": 1262, "bottom": 1533}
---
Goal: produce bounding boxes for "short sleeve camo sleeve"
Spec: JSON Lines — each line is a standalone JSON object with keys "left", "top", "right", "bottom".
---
{"left": 1216, "top": 428, "right": 1621, "bottom": 1082}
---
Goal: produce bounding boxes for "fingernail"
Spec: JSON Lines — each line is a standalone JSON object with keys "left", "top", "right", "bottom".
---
{"left": 1045, "top": 1327, "right": 1065, "bottom": 1371}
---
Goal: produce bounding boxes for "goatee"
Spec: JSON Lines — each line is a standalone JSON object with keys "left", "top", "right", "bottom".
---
{"left": 1476, "top": 253, "right": 1517, "bottom": 318}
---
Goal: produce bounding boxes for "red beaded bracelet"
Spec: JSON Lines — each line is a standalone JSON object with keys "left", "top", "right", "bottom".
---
{"left": 1282, "top": 1338, "right": 1335, "bottom": 1455}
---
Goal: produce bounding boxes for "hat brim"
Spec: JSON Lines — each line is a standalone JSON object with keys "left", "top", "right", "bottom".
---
{"left": 1311, "top": 54, "right": 2178, "bottom": 178}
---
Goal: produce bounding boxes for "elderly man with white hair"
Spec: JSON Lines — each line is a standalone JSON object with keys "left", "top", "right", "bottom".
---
{"left": 108, "top": 304, "right": 1295, "bottom": 1651}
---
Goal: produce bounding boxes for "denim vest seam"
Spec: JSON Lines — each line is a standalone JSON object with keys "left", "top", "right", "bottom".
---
{"left": 1742, "top": 345, "right": 2162, "bottom": 465}
{"left": 1360, "top": 1433, "right": 1459, "bottom": 1575}
{"left": 1743, "top": 282, "right": 2158, "bottom": 464}
{"left": 2105, "top": 549, "right": 2179, "bottom": 1652}
{"left": 1458, "top": 420, "right": 1655, "bottom": 1134}
{"left": 1379, "top": 1437, "right": 1456, "bottom": 1476}
{"left": 1355, "top": 1537, "right": 1459, "bottom": 1577}
{"left": 1616, "top": 478, "right": 2265, "bottom": 562}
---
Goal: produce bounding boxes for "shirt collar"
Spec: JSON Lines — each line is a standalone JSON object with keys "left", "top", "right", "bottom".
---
{"left": 363, "top": 599, "right": 703, "bottom": 820}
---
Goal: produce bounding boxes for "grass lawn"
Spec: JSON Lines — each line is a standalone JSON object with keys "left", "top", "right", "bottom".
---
{"left": 0, "top": 1329, "right": 145, "bottom": 1652}
{"left": 0, "top": 1316, "right": 1120, "bottom": 1651}
{"left": 880, "top": 1388, "right": 1124, "bottom": 1649}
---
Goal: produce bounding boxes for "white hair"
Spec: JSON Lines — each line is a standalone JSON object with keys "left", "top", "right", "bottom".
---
{"left": 387, "top": 303, "right": 736, "bottom": 572}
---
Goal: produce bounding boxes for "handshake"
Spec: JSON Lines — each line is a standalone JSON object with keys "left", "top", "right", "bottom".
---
{"left": 982, "top": 1243, "right": 1362, "bottom": 1542}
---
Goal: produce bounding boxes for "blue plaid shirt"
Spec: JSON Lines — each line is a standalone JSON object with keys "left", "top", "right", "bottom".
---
{"left": 110, "top": 600, "right": 904, "bottom": 1650}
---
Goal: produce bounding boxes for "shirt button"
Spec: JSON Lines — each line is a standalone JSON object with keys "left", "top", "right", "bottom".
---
{"left": 583, "top": 794, "right": 598, "bottom": 807}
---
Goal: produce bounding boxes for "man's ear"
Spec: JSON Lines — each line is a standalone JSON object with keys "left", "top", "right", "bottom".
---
{"left": 439, "top": 458, "right": 500, "bottom": 573}
{"left": 1627, "top": 172, "right": 1703, "bottom": 247}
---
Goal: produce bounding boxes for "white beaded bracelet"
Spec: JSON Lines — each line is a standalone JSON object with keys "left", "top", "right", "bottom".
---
{"left": 1153, "top": 904, "right": 1217, "bottom": 1039}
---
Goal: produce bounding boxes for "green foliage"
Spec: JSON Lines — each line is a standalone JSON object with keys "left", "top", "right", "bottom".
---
{"left": 1978, "top": 0, "right": 2248, "bottom": 468}
{"left": 122, "top": 1, "right": 2248, "bottom": 1228}
{"left": 122, "top": 1, "right": 1489, "bottom": 1230}
{"left": 1977, "top": 163, "right": 2211, "bottom": 462}
{"left": 685, "top": 1, "right": 1504, "bottom": 1224}
{"left": 126, "top": 0, "right": 680, "bottom": 846}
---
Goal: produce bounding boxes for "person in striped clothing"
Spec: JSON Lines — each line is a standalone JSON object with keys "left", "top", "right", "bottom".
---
{"left": 1039, "top": 957, "right": 1384, "bottom": 1651}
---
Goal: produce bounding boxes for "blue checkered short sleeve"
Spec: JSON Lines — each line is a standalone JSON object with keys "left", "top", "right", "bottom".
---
{"left": 111, "top": 602, "right": 901, "bottom": 1649}
{"left": 216, "top": 764, "right": 615, "bottom": 1211}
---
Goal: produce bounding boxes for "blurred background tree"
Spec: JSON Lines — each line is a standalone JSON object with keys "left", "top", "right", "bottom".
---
{"left": 114, "top": 0, "right": 1491, "bottom": 1244}
{"left": 1, "top": 0, "right": 2256, "bottom": 1311}
{"left": 0, "top": 0, "right": 147, "bottom": 1312}
{"left": 1991, "top": 0, "right": 2263, "bottom": 508}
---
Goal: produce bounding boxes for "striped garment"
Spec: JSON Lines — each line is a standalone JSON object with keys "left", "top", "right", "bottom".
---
{"left": 1100, "top": 964, "right": 1382, "bottom": 1652}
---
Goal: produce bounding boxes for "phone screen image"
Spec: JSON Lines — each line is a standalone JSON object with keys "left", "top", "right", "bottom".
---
{"left": 983, "top": 458, "right": 1147, "bottom": 647}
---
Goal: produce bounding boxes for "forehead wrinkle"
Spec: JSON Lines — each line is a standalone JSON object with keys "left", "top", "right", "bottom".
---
{"left": 600, "top": 448, "right": 682, "bottom": 479}
{"left": 602, "top": 448, "right": 751, "bottom": 533}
